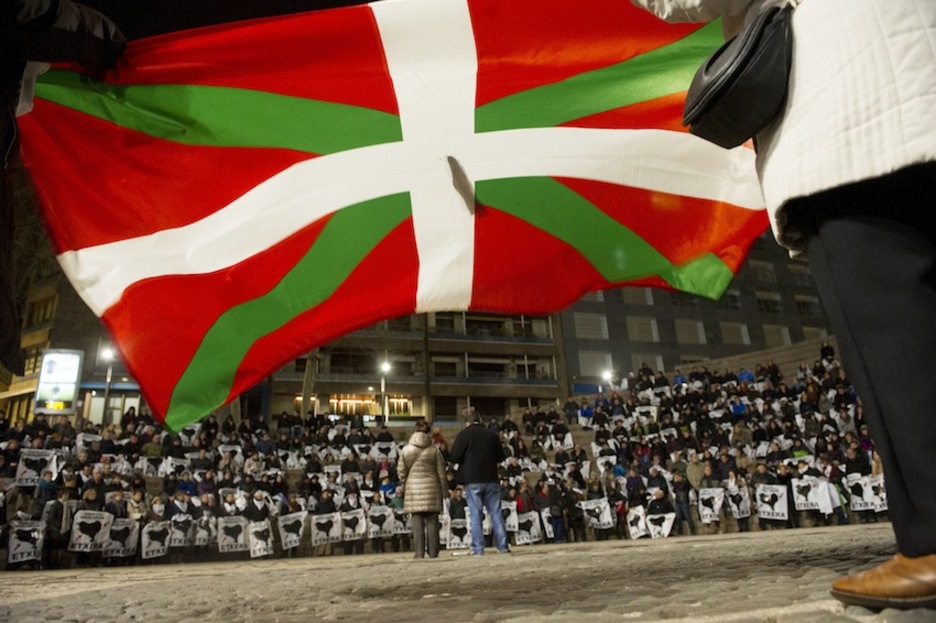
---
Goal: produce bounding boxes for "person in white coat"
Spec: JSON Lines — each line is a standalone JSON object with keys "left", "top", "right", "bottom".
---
{"left": 633, "top": 0, "right": 936, "bottom": 610}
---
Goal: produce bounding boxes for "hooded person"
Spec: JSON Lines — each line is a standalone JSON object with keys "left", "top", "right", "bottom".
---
{"left": 396, "top": 420, "right": 447, "bottom": 558}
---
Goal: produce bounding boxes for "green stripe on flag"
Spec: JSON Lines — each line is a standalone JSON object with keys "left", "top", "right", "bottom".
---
{"left": 164, "top": 193, "right": 412, "bottom": 432}
{"left": 36, "top": 70, "right": 403, "bottom": 154}
{"left": 476, "top": 176, "right": 734, "bottom": 298}
{"left": 475, "top": 22, "right": 722, "bottom": 132}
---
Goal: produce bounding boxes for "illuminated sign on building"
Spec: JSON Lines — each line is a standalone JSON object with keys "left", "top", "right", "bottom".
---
{"left": 35, "top": 349, "right": 84, "bottom": 414}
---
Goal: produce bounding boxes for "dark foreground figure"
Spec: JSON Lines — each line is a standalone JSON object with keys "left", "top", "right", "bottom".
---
{"left": 633, "top": 0, "right": 936, "bottom": 610}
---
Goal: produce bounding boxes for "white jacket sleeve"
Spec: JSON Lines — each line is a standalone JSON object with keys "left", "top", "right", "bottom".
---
{"left": 629, "top": 0, "right": 755, "bottom": 23}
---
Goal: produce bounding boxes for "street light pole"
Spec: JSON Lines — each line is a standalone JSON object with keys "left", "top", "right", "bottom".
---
{"left": 380, "top": 361, "right": 391, "bottom": 421}
{"left": 101, "top": 347, "right": 115, "bottom": 426}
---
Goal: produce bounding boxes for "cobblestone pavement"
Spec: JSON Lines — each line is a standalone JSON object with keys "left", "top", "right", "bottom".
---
{"left": 2, "top": 523, "right": 935, "bottom": 623}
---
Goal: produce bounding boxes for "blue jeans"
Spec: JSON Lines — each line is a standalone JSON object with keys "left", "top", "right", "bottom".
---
{"left": 465, "top": 482, "right": 508, "bottom": 553}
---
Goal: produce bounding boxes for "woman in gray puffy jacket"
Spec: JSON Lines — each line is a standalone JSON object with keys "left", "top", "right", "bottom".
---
{"left": 397, "top": 421, "right": 448, "bottom": 558}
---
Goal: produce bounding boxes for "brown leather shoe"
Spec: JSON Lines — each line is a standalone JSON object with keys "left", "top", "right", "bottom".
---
{"left": 831, "top": 554, "right": 936, "bottom": 610}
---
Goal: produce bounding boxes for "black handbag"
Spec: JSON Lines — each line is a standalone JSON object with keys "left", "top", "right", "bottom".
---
{"left": 682, "top": 3, "right": 795, "bottom": 149}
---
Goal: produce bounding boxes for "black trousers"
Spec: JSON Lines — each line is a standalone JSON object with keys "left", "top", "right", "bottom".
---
{"left": 786, "top": 162, "right": 936, "bottom": 557}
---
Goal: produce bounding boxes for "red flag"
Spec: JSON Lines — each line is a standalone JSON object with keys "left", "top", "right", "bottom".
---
{"left": 18, "top": 0, "right": 767, "bottom": 431}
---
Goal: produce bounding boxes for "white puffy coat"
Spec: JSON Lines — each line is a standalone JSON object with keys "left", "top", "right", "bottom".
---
{"left": 632, "top": 0, "right": 936, "bottom": 255}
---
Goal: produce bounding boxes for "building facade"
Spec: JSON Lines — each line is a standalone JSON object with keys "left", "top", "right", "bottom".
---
{"left": 2, "top": 235, "right": 830, "bottom": 426}
{"left": 560, "top": 233, "right": 830, "bottom": 388}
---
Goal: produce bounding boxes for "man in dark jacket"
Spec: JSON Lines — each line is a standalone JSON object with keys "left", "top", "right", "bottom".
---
{"left": 449, "top": 414, "right": 509, "bottom": 555}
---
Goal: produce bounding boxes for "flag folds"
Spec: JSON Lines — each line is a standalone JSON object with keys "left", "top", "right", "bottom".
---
{"left": 18, "top": 0, "right": 767, "bottom": 431}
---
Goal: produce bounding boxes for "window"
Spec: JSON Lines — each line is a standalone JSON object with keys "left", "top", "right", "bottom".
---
{"left": 717, "top": 289, "right": 742, "bottom": 312}
{"left": 631, "top": 353, "right": 664, "bottom": 375}
{"left": 467, "top": 359, "right": 509, "bottom": 378}
{"left": 578, "top": 350, "right": 612, "bottom": 377}
{"left": 802, "top": 326, "right": 828, "bottom": 342}
{"left": 795, "top": 294, "right": 823, "bottom": 318}
{"left": 433, "top": 313, "right": 455, "bottom": 332}
{"left": 579, "top": 291, "right": 605, "bottom": 302}
{"left": 385, "top": 316, "right": 412, "bottom": 331}
{"left": 756, "top": 291, "right": 783, "bottom": 314}
{"left": 25, "top": 296, "right": 55, "bottom": 327}
{"left": 23, "top": 346, "right": 44, "bottom": 375}
{"left": 748, "top": 260, "right": 777, "bottom": 283}
{"left": 626, "top": 316, "right": 659, "bottom": 342}
{"left": 434, "top": 396, "right": 458, "bottom": 420}
{"left": 574, "top": 312, "right": 609, "bottom": 340}
{"left": 763, "top": 324, "right": 791, "bottom": 348}
{"left": 622, "top": 288, "right": 653, "bottom": 305}
{"left": 674, "top": 319, "right": 706, "bottom": 345}
{"left": 788, "top": 263, "right": 815, "bottom": 287}
{"left": 720, "top": 322, "right": 751, "bottom": 345}
{"left": 670, "top": 292, "right": 698, "bottom": 308}
{"left": 433, "top": 359, "right": 458, "bottom": 376}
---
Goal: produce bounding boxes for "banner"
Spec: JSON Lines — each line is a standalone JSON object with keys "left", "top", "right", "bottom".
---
{"left": 277, "top": 511, "right": 308, "bottom": 550}
{"left": 217, "top": 516, "right": 250, "bottom": 553}
{"left": 697, "top": 488, "right": 724, "bottom": 524}
{"left": 725, "top": 487, "right": 751, "bottom": 520}
{"left": 392, "top": 509, "right": 412, "bottom": 536}
{"left": 341, "top": 508, "right": 367, "bottom": 542}
{"left": 69, "top": 510, "right": 114, "bottom": 552}
{"left": 791, "top": 477, "right": 821, "bottom": 512}
{"left": 870, "top": 474, "right": 888, "bottom": 513}
{"left": 514, "top": 512, "right": 542, "bottom": 545}
{"left": 447, "top": 517, "right": 471, "bottom": 549}
{"left": 195, "top": 515, "right": 217, "bottom": 546}
{"left": 8, "top": 520, "right": 45, "bottom": 564}
{"left": 15, "top": 449, "right": 58, "bottom": 488}
{"left": 580, "top": 498, "right": 613, "bottom": 530}
{"left": 540, "top": 507, "right": 554, "bottom": 540}
{"left": 311, "top": 512, "right": 342, "bottom": 546}
{"left": 249, "top": 519, "right": 274, "bottom": 558}
{"left": 141, "top": 521, "right": 170, "bottom": 559}
{"left": 626, "top": 506, "right": 649, "bottom": 540}
{"left": 501, "top": 501, "right": 519, "bottom": 532}
{"left": 366, "top": 505, "right": 394, "bottom": 539}
{"left": 103, "top": 518, "right": 139, "bottom": 558}
{"left": 755, "top": 484, "right": 789, "bottom": 522}
{"left": 169, "top": 513, "right": 195, "bottom": 547}
{"left": 646, "top": 512, "right": 675, "bottom": 539}
{"left": 846, "top": 474, "right": 874, "bottom": 512}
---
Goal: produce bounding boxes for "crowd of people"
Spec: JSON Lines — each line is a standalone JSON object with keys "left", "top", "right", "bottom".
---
{"left": 0, "top": 343, "right": 886, "bottom": 569}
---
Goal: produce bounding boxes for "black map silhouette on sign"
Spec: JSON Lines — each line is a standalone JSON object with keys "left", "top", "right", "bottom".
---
{"left": 282, "top": 519, "right": 303, "bottom": 536}
{"left": 173, "top": 519, "right": 193, "bottom": 535}
{"left": 629, "top": 515, "right": 642, "bottom": 529}
{"left": 342, "top": 516, "right": 359, "bottom": 532}
{"left": 222, "top": 524, "right": 243, "bottom": 542}
{"left": 109, "top": 526, "right": 131, "bottom": 546}
{"left": 796, "top": 484, "right": 812, "bottom": 500}
{"left": 728, "top": 493, "right": 744, "bottom": 510}
{"left": 23, "top": 457, "right": 49, "bottom": 474}
{"left": 14, "top": 529, "right": 40, "bottom": 547}
{"left": 77, "top": 521, "right": 103, "bottom": 540}
{"left": 369, "top": 514, "right": 387, "bottom": 529}
{"left": 147, "top": 527, "right": 169, "bottom": 547}
{"left": 252, "top": 528, "right": 270, "bottom": 542}
{"left": 517, "top": 519, "right": 534, "bottom": 534}
{"left": 315, "top": 520, "right": 335, "bottom": 535}
{"left": 648, "top": 515, "right": 667, "bottom": 528}
{"left": 451, "top": 524, "right": 468, "bottom": 539}
{"left": 759, "top": 493, "right": 780, "bottom": 510}
{"left": 700, "top": 496, "right": 716, "bottom": 512}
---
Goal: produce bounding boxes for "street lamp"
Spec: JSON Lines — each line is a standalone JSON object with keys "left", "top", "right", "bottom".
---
{"left": 101, "top": 346, "right": 115, "bottom": 425}
{"left": 380, "top": 361, "right": 391, "bottom": 419}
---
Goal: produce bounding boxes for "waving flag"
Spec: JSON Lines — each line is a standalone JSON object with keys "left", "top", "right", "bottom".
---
{"left": 17, "top": 0, "right": 766, "bottom": 431}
